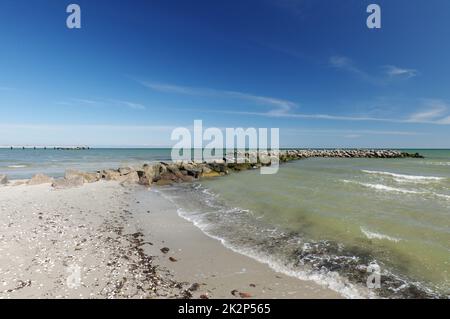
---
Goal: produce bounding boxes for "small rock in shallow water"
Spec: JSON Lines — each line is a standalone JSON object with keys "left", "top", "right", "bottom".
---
{"left": 160, "top": 247, "right": 170, "bottom": 254}
{"left": 169, "top": 257, "right": 177, "bottom": 262}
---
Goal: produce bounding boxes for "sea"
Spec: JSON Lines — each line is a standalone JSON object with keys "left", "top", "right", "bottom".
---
{"left": 1, "top": 148, "right": 449, "bottom": 298}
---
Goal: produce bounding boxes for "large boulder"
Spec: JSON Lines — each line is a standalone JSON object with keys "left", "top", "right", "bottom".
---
{"left": 118, "top": 167, "right": 133, "bottom": 175}
{"left": 66, "top": 169, "right": 100, "bottom": 183}
{"left": 166, "top": 163, "right": 185, "bottom": 180}
{"left": 52, "top": 176, "right": 84, "bottom": 189}
{"left": 154, "top": 179, "right": 173, "bottom": 186}
{"left": 158, "top": 172, "right": 180, "bottom": 182}
{"left": 201, "top": 171, "right": 221, "bottom": 178}
{"left": 28, "top": 174, "right": 53, "bottom": 185}
{"left": 137, "top": 164, "right": 156, "bottom": 186}
{"left": 179, "top": 162, "right": 201, "bottom": 178}
{"left": 0, "top": 174, "right": 7, "bottom": 185}
{"left": 119, "top": 171, "right": 140, "bottom": 186}
{"left": 101, "top": 169, "right": 121, "bottom": 181}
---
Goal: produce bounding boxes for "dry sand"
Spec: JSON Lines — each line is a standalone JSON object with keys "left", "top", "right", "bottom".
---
{"left": 0, "top": 181, "right": 341, "bottom": 299}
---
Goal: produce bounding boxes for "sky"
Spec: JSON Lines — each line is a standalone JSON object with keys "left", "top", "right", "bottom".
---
{"left": 0, "top": 0, "right": 450, "bottom": 148}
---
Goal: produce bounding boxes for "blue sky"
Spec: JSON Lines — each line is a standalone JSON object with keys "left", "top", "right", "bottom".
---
{"left": 0, "top": 0, "right": 450, "bottom": 148}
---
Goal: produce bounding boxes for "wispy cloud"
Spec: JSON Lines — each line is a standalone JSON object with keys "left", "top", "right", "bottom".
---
{"left": 329, "top": 56, "right": 380, "bottom": 84}
{"left": 284, "top": 128, "right": 424, "bottom": 136}
{"left": 226, "top": 107, "right": 450, "bottom": 125}
{"left": 329, "top": 56, "right": 418, "bottom": 84}
{"left": 59, "top": 98, "right": 146, "bottom": 110}
{"left": 141, "top": 80, "right": 450, "bottom": 125}
{"left": 140, "top": 81, "right": 296, "bottom": 115}
{"left": 407, "top": 99, "right": 449, "bottom": 124}
{"left": 384, "top": 65, "right": 418, "bottom": 78}
{"left": 107, "top": 99, "right": 146, "bottom": 110}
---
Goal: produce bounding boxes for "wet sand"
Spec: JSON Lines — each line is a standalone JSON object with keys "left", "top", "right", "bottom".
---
{"left": 0, "top": 181, "right": 341, "bottom": 299}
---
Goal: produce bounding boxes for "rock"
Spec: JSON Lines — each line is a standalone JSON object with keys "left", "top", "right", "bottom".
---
{"left": 209, "top": 163, "right": 227, "bottom": 173}
{"left": 239, "top": 292, "right": 252, "bottom": 298}
{"left": 201, "top": 165, "right": 213, "bottom": 174}
{"left": 166, "top": 163, "right": 184, "bottom": 179}
{"left": 137, "top": 171, "right": 150, "bottom": 186}
{"left": 101, "top": 169, "right": 121, "bottom": 181}
{"left": 137, "top": 164, "right": 160, "bottom": 186}
{"left": 230, "top": 289, "right": 251, "bottom": 298}
{"left": 201, "top": 171, "right": 221, "bottom": 178}
{"left": 169, "top": 257, "right": 177, "bottom": 262}
{"left": 160, "top": 247, "right": 170, "bottom": 254}
{"left": 83, "top": 172, "right": 101, "bottom": 183}
{"left": 155, "top": 179, "right": 173, "bottom": 186}
{"left": 181, "top": 175, "right": 194, "bottom": 183}
{"left": 28, "top": 174, "right": 53, "bottom": 185}
{"left": 0, "top": 174, "right": 8, "bottom": 185}
{"left": 52, "top": 176, "right": 84, "bottom": 189}
{"left": 188, "top": 283, "right": 200, "bottom": 292}
{"left": 159, "top": 172, "right": 180, "bottom": 182}
{"left": 199, "top": 294, "right": 209, "bottom": 299}
{"left": 119, "top": 171, "right": 140, "bottom": 186}
{"left": 65, "top": 169, "right": 99, "bottom": 183}
{"left": 118, "top": 167, "right": 133, "bottom": 175}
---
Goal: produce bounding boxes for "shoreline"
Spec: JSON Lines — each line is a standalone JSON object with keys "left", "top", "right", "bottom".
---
{"left": 0, "top": 181, "right": 341, "bottom": 299}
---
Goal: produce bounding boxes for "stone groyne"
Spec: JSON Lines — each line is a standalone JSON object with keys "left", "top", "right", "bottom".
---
{"left": 0, "top": 149, "right": 423, "bottom": 188}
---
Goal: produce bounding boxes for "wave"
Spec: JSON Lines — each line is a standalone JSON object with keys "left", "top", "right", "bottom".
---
{"left": 7, "top": 165, "right": 27, "bottom": 168}
{"left": 342, "top": 180, "right": 450, "bottom": 201}
{"left": 360, "top": 227, "right": 401, "bottom": 243}
{"left": 361, "top": 170, "right": 444, "bottom": 182}
{"left": 175, "top": 207, "right": 371, "bottom": 299}
{"left": 154, "top": 186, "right": 371, "bottom": 299}
{"left": 342, "top": 180, "right": 422, "bottom": 194}
{"left": 155, "top": 184, "right": 445, "bottom": 299}
{"left": 420, "top": 161, "right": 450, "bottom": 166}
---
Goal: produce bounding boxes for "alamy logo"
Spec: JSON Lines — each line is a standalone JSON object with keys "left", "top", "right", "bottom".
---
{"left": 367, "top": 4, "right": 381, "bottom": 29}
{"left": 171, "top": 120, "right": 280, "bottom": 174}
{"left": 66, "top": 4, "right": 81, "bottom": 29}
{"left": 366, "top": 262, "right": 381, "bottom": 289}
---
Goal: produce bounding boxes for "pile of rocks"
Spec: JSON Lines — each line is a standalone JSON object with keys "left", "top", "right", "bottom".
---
{"left": 1, "top": 149, "right": 424, "bottom": 188}
{"left": 277, "top": 149, "right": 423, "bottom": 160}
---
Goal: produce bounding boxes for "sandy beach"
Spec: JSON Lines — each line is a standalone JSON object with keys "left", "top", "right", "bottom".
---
{"left": 0, "top": 179, "right": 340, "bottom": 299}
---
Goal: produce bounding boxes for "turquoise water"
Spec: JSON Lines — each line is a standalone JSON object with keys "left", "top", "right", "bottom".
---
{"left": 2, "top": 148, "right": 449, "bottom": 298}
{"left": 159, "top": 150, "right": 450, "bottom": 298}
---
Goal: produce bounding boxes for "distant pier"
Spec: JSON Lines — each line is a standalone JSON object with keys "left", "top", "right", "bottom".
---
{"left": 8, "top": 146, "right": 90, "bottom": 150}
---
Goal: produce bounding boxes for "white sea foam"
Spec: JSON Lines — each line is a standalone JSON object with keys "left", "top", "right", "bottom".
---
{"left": 343, "top": 180, "right": 422, "bottom": 195}
{"left": 343, "top": 180, "right": 450, "bottom": 201}
{"left": 156, "top": 187, "right": 372, "bottom": 299}
{"left": 175, "top": 207, "right": 372, "bottom": 299}
{"left": 7, "top": 165, "right": 27, "bottom": 168}
{"left": 361, "top": 170, "right": 444, "bottom": 182}
{"left": 360, "top": 227, "right": 401, "bottom": 243}
{"left": 420, "top": 161, "right": 450, "bottom": 166}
